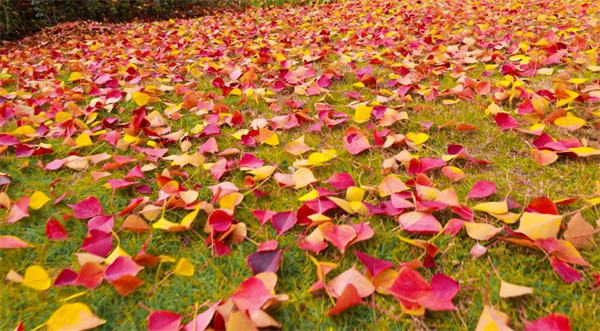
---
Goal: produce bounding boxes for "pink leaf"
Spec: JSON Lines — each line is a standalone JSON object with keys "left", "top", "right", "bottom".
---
{"left": 246, "top": 250, "right": 282, "bottom": 275}
{"left": 272, "top": 211, "right": 297, "bottom": 235}
{"left": 355, "top": 251, "right": 394, "bottom": 277}
{"left": 6, "top": 197, "right": 29, "bottom": 223}
{"left": 230, "top": 277, "right": 272, "bottom": 314}
{"left": 467, "top": 181, "right": 496, "bottom": 199}
{"left": 327, "top": 172, "right": 355, "bottom": 190}
{"left": 69, "top": 196, "right": 104, "bottom": 219}
{"left": 148, "top": 311, "right": 182, "bottom": 331}
{"left": 81, "top": 229, "right": 113, "bottom": 257}
{"left": 0, "top": 235, "right": 32, "bottom": 248}
{"left": 105, "top": 256, "right": 144, "bottom": 281}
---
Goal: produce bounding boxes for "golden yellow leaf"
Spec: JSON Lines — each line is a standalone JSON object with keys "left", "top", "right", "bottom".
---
{"left": 29, "top": 191, "right": 50, "bottom": 210}
{"left": 353, "top": 104, "right": 373, "bottom": 123}
{"left": 174, "top": 257, "right": 195, "bottom": 277}
{"left": 406, "top": 132, "right": 429, "bottom": 145}
{"left": 68, "top": 72, "right": 84, "bottom": 82}
{"left": 248, "top": 166, "right": 276, "bottom": 180}
{"left": 47, "top": 303, "right": 106, "bottom": 331}
{"left": 554, "top": 113, "right": 585, "bottom": 131}
{"left": 569, "top": 147, "right": 600, "bottom": 157}
{"left": 132, "top": 91, "right": 151, "bottom": 106}
{"left": 346, "top": 186, "right": 365, "bottom": 202}
{"left": 75, "top": 133, "right": 93, "bottom": 147}
{"left": 21, "top": 265, "right": 51, "bottom": 291}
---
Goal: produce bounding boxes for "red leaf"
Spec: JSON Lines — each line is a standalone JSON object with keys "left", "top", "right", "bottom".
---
{"left": 207, "top": 209, "right": 233, "bottom": 232}
{"left": 549, "top": 256, "right": 582, "bottom": 283}
{"left": 327, "top": 284, "right": 362, "bottom": 316}
{"left": 527, "top": 196, "right": 558, "bottom": 215}
{"left": 54, "top": 268, "right": 77, "bottom": 286}
{"left": 494, "top": 113, "right": 519, "bottom": 130}
{"left": 111, "top": 275, "right": 144, "bottom": 297}
{"left": 45, "top": 219, "right": 68, "bottom": 241}
{"left": 75, "top": 262, "right": 105, "bottom": 289}
{"left": 525, "top": 314, "right": 571, "bottom": 331}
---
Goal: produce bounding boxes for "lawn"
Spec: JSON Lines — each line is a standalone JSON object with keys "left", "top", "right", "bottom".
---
{"left": 1, "top": 0, "right": 599, "bottom": 330}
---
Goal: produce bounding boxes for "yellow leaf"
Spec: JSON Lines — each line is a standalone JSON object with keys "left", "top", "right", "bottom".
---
{"left": 29, "top": 191, "right": 50, "bottom": 210}
{"left": 353, "top": 104, "right": 373, "bottom": 123}
{"left": 75, "top": 133, "right": 93, "bottom": 147}
{"left": 464, "top": 222, "right": 503, "bottom": 241}
{"left": 248, "top": 166, "right": 276, "bottom": 180}
{"left": 47, "top": 303, "right": 106, "bottom": 331}
{"left": 489, "top": 212, "right": 520, "bottom": 224}
{"left": 569, "top": 147, "right": 600, "bottom": 157}
{"left": 11, "top": 125, "right": 35, "bottom": 135}
{"left": 306, "top": 149, "right": 337, "bottom": 165}
{"left": 516, "top": 212, "right": 562, "bottom": 239}
{"left": 568, "top": 78, "right": 587, "bottom": 85}
{"left": 68, "top": 72, "right": 84, "bottom": 82}
{"left": 406, "top": 132, "right": 429, "bottom": 145}
{"left": 499, "top": 280, "right": 533, "bottom": 298}
{"left": 292, "top": 168, "right": 316, "bottom": 189}
{"left": 259, "top": 128, "right": 279, "bottom": 146}
{"left": 346, "top": 186, "right": 365, "bottom": 202}
{"left": 352, "top": 82, "right": 365, "bottom": 88}
{"left": 174, "top": 257, "right": 195, "bottom": 277}
{"left": 21, "top": 265, "right": 51, "bottom": 291}
{"left": 299, "top": 189, "right": 319, "bottom": 201}
{"left": 554, "top": 113, "right": 585, "bottom": 131}
{"left": 180, "top": 204, "right": 202, "bottom": 228}
{"left": 475, "top": 306, "right": 513, "bottom": 331}
{"left": 473, "top": 201, "right": 508, "bottom": 214}
{"left": 152, "top": 218, "right": 180, "bottom": 230}
{"left": 132, "top": 91, "right": 151, "bottom": 106}
{"left": 105, "top": 246, "right": 130, "bottom": 265}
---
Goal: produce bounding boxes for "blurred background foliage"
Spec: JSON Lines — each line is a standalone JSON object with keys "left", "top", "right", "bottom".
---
{"left": 0, "top": 0, "right": 335, "bottom": 41}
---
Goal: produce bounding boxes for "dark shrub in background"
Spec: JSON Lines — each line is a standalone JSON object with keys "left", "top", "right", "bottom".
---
{"left": 0, "top": 0, "right": 333, "bottom": 41}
